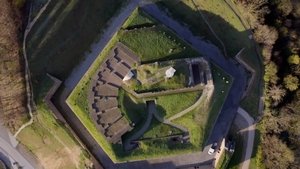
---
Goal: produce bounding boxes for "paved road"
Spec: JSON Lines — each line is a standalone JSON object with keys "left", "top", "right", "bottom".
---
{"left": 141, "top": 3, "right": 247, "bottom": 163}
{"left": 0, "top": 124, "right": 35, "bottom": 169}
{"left": 237, "top": 108, "right": 255, "bottom": 169}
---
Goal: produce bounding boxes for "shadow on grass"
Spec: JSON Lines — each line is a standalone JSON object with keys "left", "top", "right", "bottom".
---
{"left": 156, "top": 0, "right": 263, "bottom": 116}
{"left": 43, "top": 0, "right": 263, "bottom": 165}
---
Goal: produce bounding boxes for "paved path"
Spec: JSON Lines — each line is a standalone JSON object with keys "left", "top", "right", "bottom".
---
{"left": 168, "top": 85, "right": 214, "bottom": 121}
{"left": 0, "top": 124, "right": 35, "bottom": 169}
{"left": 237, "top": 107, "right": 255, "bottom": 169}
{"left": 151, "top": 102, "right": 188, "bottom": 133}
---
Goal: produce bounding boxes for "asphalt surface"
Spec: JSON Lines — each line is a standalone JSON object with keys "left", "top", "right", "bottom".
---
{"left": 53, "top": 2, "right": 248, "bottom": 169}
{"left": 0, "top": 124, "right": 35, "bottom": 169}
{"left": 237, "top": 108, "right": 255, "bottom": 169}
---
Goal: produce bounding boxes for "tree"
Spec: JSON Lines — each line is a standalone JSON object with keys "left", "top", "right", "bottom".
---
{"left": 263, "top": 135, "right": 294, "bottom": 169}
{"left": 262, "top": 45, "right": 273, "bottom": 63}
{"left": 275, "top": 0, "right": 293, "bottom": 16}
{"left": 284, "top": 74, "right": 299, "bottom": 91}
{"left": 254, "top": 25, "right": 278, "bottom": 46}
{"left": 288, "top": 54, "right": 300, "bottom": 65}
{"left": 234, "top": 0, "right": 269, "bottom": 27}
{"left": 268, "top": 85, "right": 286, "bottom": 106}
{"left": 264, "top": 62, "right": 279, "bottom": 84}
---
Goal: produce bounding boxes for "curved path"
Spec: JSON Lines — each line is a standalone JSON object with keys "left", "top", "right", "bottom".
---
{"left": 168, "top": 84, "right": 214, "bottom": 121}
{"left": 14, "top": 0, "right": 52, "bottom": 137}
{"left": 237, "top": 107, "right": 255, "bottom": 169}
{"left": 0, "top": 124, "right": 35, "bottom": 169}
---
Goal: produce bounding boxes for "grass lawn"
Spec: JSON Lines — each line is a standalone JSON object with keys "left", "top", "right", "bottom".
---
{"left": 158, "top": 0, "right": 263, "bottom": 117}
{"left": 118, "top": 89, "right": 147, "bottom": 124}
{"left": 156, "top": 92, "right": 200, "bottom": 118}
{"left": 123, "top": 8, "right": 157, "bottom": 29}
{"left": 17, "top": 77, "right": 91, "bottom": 169}
{"left": 133, "top": 60, "right": 191, "bottom": 92}
{"left": 26, "top": 0, "right": 126, "bottom": 85}
{"left": 142, "top": 118, "right": 182, "bottom": 139}
{"left": 216, "top": 151, "right": 232, "bottom": 169}
{"left": 120, "top": 25, "right": 199, "bottom": 63}
{"left": 66, "top": 8, "right": 231, "bottom": 161}
{"left": 249, "top": 128, "right": 265, "bottom": 169}
{"left": 173, "top": 63, "right": 232, "bottom": 149}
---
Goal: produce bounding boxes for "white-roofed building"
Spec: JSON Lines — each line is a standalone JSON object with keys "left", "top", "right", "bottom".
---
{"left": 165, "top": 67, "right": 176, "bottom": 78}
{"left": 123, "top": 70, "right": 134, "bottom": 81}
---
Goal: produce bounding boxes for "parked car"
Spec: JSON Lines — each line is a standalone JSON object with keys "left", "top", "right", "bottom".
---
{"left": 229, "top": 141, "right": 235, "bottom": 153}
{"left": 208, "top": 142, "right": 218, "bottom": 155}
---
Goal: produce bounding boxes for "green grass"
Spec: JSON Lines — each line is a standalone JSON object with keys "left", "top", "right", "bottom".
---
{"left": 120, "top": 25, "right": 199, "bottom": 63}
{"left": 66, "top": 8, "right": 232, "bottom": 161}
{"left": 18, "top": 76, "right": 91, "bottom": 169}
{"left": 26, "top": 0, "right": 126, "bottom": 84}
{"left": 216, "top": 151, "right": 232, "bottom": 169}
{"left": 173, "top": 64, "right": 232, "bottom": 149}
{"left": 156, "top": 92, "right": 200, "bottom": 118}
{"left": 142, "top": 118, "right": 182, "bottom": 139}
{"left": 158, "top": 0, "right": 263, "bottom": 117}
{"left": 118, "top": 89, "right": 147, "bottom": 124}
{"left": 249, "top": 128, "right": 265, "bottom": 169}
{"left": 123, "top": 8, "right": 156, "bottom": 28}
{"left": 133, "top": 61, "right": 191, "bottom": 92}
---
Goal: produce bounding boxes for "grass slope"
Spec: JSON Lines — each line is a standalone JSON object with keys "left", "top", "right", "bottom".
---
{"left": 120, "top": 25, "right": 199, "bottom": 63}
{"left": 156, "top": 92, "right": 200, "bottom": 118}
{"left": 18, "top": 77, "right": 91, "bottom": 169}
{"left": 143, "top": 118, "right": 182, "bottom": 138}
{"left": 159, "top": 0, "right": 263, "bottom": 117}
{"left": 124, "top": 9, "right": 156, "bottom": 28}
{"left": 173, "top": 64, "right": 232, "bottom": 149}
{"left": 27, "top": 0, "right": 125, "bottom": 83}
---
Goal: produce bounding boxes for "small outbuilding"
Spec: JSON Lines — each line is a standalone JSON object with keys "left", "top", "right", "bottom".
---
{"left": 165, "top": 67, "right": 176, "bottom": 78}
{"left": 123, "top": 71, "right": 134, "bottom": 81}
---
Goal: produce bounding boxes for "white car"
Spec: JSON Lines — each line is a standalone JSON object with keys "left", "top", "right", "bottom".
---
{"left": 208, "top": 142, "right": 218, "bottom": 155}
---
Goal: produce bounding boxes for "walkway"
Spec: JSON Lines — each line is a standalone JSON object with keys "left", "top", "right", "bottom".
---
{"left": 236, "top": 107, "right": 255, "bottom": 169}
{"left": 0, "top": 124, "right": 36, "bottom": 169}
{"left": 15, "top": 0, "right": 53, "bottom": 137}
{"left": 168, "top": 84, "right": 214, "bottom": 121}
{"left": 151, "top": 102, "right": 188, "bottom": 134}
